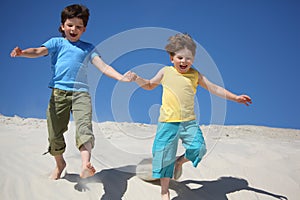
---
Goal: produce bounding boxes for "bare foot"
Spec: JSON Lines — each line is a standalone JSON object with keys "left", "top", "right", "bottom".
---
{"left": 161, "top": 191, "right": 170, "bottom": 200}
{"left": 80, "top": 162, "right": 96, "bottom": 178}
{"left": 49, "top": 161, "right": 66, "bottom": 180}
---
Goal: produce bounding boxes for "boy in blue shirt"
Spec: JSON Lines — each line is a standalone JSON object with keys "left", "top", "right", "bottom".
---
{"left": 10, "top": 4, "right": 135, "bottom": 180}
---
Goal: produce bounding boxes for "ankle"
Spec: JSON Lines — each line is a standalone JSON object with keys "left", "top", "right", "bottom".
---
{"left": 54, "top": 155, "right": 66, "bottom": 168}
{"left": 58, "top": 161, "right": 66, "bottom": 168}
{"left": 161, "top": 191, "right": 170, "bottom": 200}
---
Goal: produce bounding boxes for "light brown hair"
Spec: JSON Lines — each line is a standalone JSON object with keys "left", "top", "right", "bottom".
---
{"left": 165, "top": 33, "right": 197, "bottom": 57}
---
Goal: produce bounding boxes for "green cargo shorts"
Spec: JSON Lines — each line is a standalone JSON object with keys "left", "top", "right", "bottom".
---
{"left": 46, "top": 88, "right": 95, "bottom": 156}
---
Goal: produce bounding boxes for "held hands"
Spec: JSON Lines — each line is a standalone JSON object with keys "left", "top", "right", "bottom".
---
{"left": 121, "top": 71, "right": 137, "bottom": 82}
{"left": 10, "top": 46, "right": 23, "bottom": 57}
{"left": 235, "top": 95, "right": 252, "bottom": 106}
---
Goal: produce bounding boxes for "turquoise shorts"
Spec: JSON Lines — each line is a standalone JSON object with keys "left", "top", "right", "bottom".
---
{"left": 152, "top": 120, "right": 206, "bottom": 178}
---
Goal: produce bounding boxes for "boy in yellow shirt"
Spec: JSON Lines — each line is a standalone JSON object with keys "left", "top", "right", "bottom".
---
{"left": 134, "top": 33, "right": 252, "bottom": 200}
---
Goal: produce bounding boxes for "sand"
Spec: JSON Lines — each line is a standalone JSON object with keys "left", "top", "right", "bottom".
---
{"left": 0, "top": 114, "right": 299, "bottom": 200}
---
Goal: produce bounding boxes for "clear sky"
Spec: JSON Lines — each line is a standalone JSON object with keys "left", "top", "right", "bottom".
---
{"left": 1, "top": 0, "right": 299, "bottom": 129}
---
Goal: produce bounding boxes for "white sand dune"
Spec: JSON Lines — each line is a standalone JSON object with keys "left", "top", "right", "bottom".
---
{"left": 0, "top": 114, "right": 299, "bottom": 200}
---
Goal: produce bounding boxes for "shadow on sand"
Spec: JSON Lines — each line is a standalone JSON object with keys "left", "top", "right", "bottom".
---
{"left": 63, "top": 165, "right": 136, "bottom": 200}
{"left": 167, "top": 176, "right": 287, "bottom": 200}
{"left": 63, "top": 166, "right": 287, "bottom": 200}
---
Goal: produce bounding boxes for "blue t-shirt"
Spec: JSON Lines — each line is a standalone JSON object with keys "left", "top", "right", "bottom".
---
{"left": 42, "top": 37, "right": 98, "bottom": 92}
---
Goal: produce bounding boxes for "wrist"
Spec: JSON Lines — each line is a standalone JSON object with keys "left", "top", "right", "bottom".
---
{"left": 135, "top": 75, "right": 141, "bottom": 82}
{"left": 233, "top": 95, "right": 240, "bottom": 102}
{"left": 117, "top": 74, "right": 124, "bottom": 81}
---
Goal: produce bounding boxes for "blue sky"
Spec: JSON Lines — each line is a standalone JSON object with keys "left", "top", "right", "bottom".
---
{"left": 1, "top": 0, "right": 299, "bottom": 129}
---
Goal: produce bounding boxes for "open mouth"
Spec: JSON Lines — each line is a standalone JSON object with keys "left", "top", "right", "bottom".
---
{"left": 180, "top": 65, "right": 188, "bottom": 70}
{"left": 70, "top": 33, "right": 77, "bottom": 38}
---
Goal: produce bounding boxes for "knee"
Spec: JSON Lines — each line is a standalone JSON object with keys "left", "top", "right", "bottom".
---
{"left": 186, "top": 142, "right": 207, "bottom": 167}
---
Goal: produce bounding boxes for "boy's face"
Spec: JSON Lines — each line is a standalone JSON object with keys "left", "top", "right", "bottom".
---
{"left": 61, "top": 17, "right": 86, "bottom": 42}
{"left": 171, "top": 48, "right": 194, "bottom": 74}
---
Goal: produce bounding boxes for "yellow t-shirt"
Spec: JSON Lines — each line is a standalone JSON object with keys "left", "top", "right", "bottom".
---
{"left": 159, "top": 66, "right": 199, "bottom": 122}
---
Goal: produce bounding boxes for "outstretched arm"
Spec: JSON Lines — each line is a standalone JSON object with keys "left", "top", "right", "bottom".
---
{"left": 10, "top": 46, "right": 48, "bottom": 58}
{"left": 91, "top": 55, "right": 135, "bottom": 82}
{"left": 247, "top": 187, "right": 287, "bottom": 200}
{"left": 134, "top": 68, "right": 164, "bottom": 90}
{"left": 198, "top": 73, "right": 252, "bottom": 106}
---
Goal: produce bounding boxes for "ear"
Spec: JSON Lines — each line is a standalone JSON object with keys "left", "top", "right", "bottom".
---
{"left": 170, "top": 55, "right": 174, "bottom": 63}
{"left": 60, "top": 23, "right": 65, "bottom": 31}
{"left": 83, "top": 27, "right": 86, "bottom": 33}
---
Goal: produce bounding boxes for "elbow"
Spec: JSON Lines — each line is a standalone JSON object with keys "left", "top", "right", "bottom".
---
{"left": 140, "top": 85, "right": 153, "bottom": 90}
{"left": 144, "top": 86, "right": 154, "bottom": 90}
{"left": 145, "top": 82, "right": 157, "bottom": 90}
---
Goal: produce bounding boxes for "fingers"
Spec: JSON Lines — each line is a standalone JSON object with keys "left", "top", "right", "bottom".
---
{"left": 243, "top": 95, "right": 252, "bottom": 105}
{"left": 131, "top": 72, "right": 137, "bottom": 81}
{"left": 238, "top": 95, "right": 252, "bottom": 106}
{"left": 10, "top": 46, "right": 22, "bottom": 57}
{"left": 122, "top": 71, "right": 137, "bottom": 82}
{"left": 10, "top": 47, "right": 18, "bottom": 57}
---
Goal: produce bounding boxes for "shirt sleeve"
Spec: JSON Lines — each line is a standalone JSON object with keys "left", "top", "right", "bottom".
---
{"left": 41, "top": 38, "right": 59, "bottom": 54}
{"left": 89, "top": 45, "right": 101, "bottom": 61}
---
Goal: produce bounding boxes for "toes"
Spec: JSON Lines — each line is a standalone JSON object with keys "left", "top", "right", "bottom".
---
{"left": 80, "top": 162, "right": 96, "bottom": 178}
